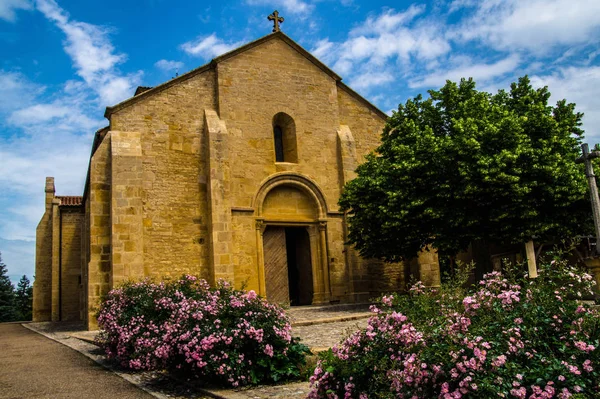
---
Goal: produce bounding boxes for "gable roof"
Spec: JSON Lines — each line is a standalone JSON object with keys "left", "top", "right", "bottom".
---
{"left": 212, "top": 31, "right": 341, "bottom": 81}
{"left": 104, "top": 31, "right": 387, "bottom": 120}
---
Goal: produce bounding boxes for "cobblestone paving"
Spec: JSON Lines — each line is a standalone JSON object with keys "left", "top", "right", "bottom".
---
{"left": 286, "top": 303, "right": 372, "bottom": 323}
{"left": 26, "top": 304, "right": 376, "bottom": 399}
{"left": 293, "top": 318, "right": 370, "bottom": 350}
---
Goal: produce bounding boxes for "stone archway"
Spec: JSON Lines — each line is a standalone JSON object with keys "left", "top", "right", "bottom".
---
{"left": 253, "top": 174, "right": 331, "bottom": 305}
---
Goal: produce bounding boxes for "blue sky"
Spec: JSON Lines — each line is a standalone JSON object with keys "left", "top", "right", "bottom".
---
{"left": 1, "top": 0, "right": 599, "bottom": 284}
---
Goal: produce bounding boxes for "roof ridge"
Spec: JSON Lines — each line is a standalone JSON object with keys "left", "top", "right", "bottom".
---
{"left": 104, "top": 31, "right": 358, "bottom": 118}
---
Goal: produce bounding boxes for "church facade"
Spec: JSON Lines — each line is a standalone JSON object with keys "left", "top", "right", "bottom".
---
{"left": 33, "top": 30, "right": 440, "bottom": 329}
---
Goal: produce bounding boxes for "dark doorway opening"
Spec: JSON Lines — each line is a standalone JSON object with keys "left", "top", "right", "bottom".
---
{"left": 285, "top": 227, "right": 313, "bottom": 306}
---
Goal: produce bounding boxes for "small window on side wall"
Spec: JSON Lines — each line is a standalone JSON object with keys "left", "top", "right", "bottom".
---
{"left": 272, "top": 112, "right": 297, "bottom": 163}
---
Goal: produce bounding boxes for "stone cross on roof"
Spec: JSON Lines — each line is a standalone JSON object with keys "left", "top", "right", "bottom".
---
{"left": 268, "top": 10, "right": 284, "bottom": 32}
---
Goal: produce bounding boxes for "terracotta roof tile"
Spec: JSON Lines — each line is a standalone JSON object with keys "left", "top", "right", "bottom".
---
{"left": 56, "top": 196, "right": 83, "bottom": 206}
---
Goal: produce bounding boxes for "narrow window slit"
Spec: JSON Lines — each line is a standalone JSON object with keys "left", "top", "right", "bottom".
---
{"left": 274, "top": 125, "right": 284, "bottom": 162}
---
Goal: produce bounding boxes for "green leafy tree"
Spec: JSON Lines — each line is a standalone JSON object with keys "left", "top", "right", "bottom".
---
{"left": 339, "top": 76, "right": 589, "bottom": 262}
{"left": 14, "top": 275, "right": 32, "bottom": 321}
{"left": 0, "top": 252, "right": 17, "bottom": 322}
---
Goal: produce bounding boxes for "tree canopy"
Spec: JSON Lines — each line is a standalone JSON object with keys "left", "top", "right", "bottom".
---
{"left": 0, "top": 252, "right": 33, "bottom": 322}
{"left": 339, "top": 76, "right": 590, "bottom": 262}
{"left": 14, "top": 275, "right": 33, "bottom": 321}
{"left": 0, "top": 252, "right": 17, "bottom": 322}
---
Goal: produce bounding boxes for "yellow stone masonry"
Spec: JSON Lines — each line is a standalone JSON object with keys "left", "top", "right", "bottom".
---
{"left": 34, "top": 31, "right": 442, "bottom": 329}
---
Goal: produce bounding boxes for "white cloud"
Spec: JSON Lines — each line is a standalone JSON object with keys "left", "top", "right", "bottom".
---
{"left": 0, "top": 122, "right": 93, "bottom": 240}
{"left": 0, "top": 71, "right": 102, "bottom": 246}
{"left": 181, "top": 33, "right": 243, "bottom": 59}
{"left": 309, "top": 6, "right": 451, "bottom": 91}
{"left": 96, "top": 73, "right": 142, "bottom": 105}
{"left": 453, "top": 0, "right": 600, "bottom": 53}
{"left": 350, "top": 71, "right": 395, "bottom": 90}
{"left": 409, "top": 54, "right": 521, "bottom": 88}
{"left": 35, "top": 0, "right": 141, "bottom": 106}
{"left": 155, "top": 59, "right": 184, "bottom": 72}
{"left": 331, "top": 58, "right": 353, "bottom": 76}
{"left": 0, "top": 1, "right": 138, "bottom": 271}
{"left": 8, "top": 103, "right": 70, "bottom": 124}
{"left": 338, "top": 8, "right": 450, "bottom": 64}
{"left": 0, "top": 124, "right": 94, "bottom": 245}
{"left": 36, "top": 0, "right": 124, "bottom": 78}
{"left": 448, "top": 0, "right": 478, "bottom": 14}
{"left": 530, "top": 66, "right": 600, "bottom": 145}
{"left": 245, "top": 0, "right": 313, "bottom": 15}
{"left": 310, "top": 39, "right": 334, "bottom": 63}
{"left": 8, "top": 101, "right": 98, "bottom": 130}
{"left": 307, "top": 1, "right": 600, "bottom": 98}
{"left": 0, "top": 70, "right": 45, "bottom": 112}
{"left": 349, "top": 5, "right": 425, "bottom": 36}
{"left": 0, "top": 0, "right": 32, "bottom": 22}
{"left": 0, "top": 131, "right": 92, "bottom": 198}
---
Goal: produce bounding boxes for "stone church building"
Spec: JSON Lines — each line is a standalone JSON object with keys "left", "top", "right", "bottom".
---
{"left": 33, "top": 28, "right": 440, "bottom": 329}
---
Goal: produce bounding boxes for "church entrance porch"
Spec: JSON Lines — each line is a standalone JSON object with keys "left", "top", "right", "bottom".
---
{"left": 263, "top": 226, "right": 314, "bottom": 306}
{"left": 254, "top": 174, "right": 333, "bottom": 305}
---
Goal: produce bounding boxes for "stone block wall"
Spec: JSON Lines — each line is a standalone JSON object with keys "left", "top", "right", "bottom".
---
{"left": 81, "top": 196, "right": 90, "bottom": 321}
{"left": 60, "top": 209, "right": 83, "bottom": 321}
{"left": 231, "top": 212, "right": 259, "bottom": 290}
{"left": 33, "top": 178, "right": 84, "bottom": 322}
{"left": 368, "top": 259, "right": 406, "bottom": 294}
{"left": 217, "top": 38, "right": 342, "bottom": 210}
{"left": 217, "top": 38, "right": 345, "bottom": 300}
{"left": 110, "top": 70, "right": 216, "bottom": 281}
{"left": 33, "top": 177, "right": 55, "bottom": 321}
{"left": 261, "top": 186, "right": 317, "bottom": 220}
{"left": 204, "top": 110, "right": 234, "bottom": 285}
{"left": 34, "top": 33, "right": 444, "bottom": 328}
{"left": 337, "top": 86, "right": 386, "bottom": 164}
{"left": 87, "top": 134, "right": 112, "bottom": 329}
{"left": 110, "top": 131, "right": 144, "bottom": 287}
{"left": 408, "top": 248, "right": 442, "bottom": 288}
{"left": 51, "top": 198, "right": 60, "bottom": 320}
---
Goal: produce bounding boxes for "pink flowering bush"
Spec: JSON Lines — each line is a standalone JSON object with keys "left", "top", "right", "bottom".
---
{"left": 97, "top": 276, "right": 309, "bottom": 387}
{"left": 309, "top": 255, "right": 600, "bottom": 398}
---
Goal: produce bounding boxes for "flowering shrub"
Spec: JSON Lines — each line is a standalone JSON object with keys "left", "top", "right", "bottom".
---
{"left": 309, "top": 256, "right": 600, "bottom": 398}
{"left": 97, "top": 277, "right": 309, "bottom": 387}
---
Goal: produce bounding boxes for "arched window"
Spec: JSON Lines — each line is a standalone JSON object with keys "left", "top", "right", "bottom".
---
{"left": 274, "top": 125, "right": 284, "bottom": 162}
{"left": 272, "top": 113, "right": 297, "bottom": 163}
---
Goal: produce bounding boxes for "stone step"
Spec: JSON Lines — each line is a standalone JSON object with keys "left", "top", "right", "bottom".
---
{"left": 291, "top": 312, "right": 371, "bottom": 327}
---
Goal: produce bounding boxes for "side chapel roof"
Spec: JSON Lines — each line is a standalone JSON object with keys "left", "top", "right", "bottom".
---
{"left": 56, "top": 196, "right": 83, "bottom": 206}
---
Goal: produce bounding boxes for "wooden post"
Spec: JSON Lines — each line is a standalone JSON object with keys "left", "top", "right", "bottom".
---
{"left": 525, "top": 240, "right": 538, "bottom": 278}
{"left": 578, "top": 143, "right": 600, "bottom": 253}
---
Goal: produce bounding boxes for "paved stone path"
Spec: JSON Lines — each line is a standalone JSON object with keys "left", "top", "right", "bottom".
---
{"left": 11, "top": 304, "right": 375, "bottom": 399}
{"left": 0, "top": 323, "right": 155, "bottom": 399}
{"left": 287, "top": 304, "right": 371, "bottom": 350}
